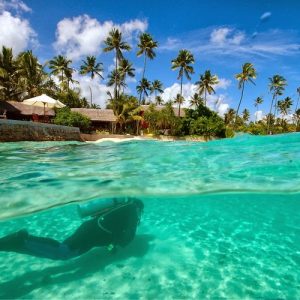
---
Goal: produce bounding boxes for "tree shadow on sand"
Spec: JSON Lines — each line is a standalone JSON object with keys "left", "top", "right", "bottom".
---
{"left": 0, "top": 234, "right": 154, "bottom": 299}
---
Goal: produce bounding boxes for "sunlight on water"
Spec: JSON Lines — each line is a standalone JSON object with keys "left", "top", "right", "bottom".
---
{"left": 0, "top": 133, "right": 300, "bottom": 298}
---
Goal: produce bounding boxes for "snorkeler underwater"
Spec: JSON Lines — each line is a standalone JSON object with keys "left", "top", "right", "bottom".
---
{"left": 0, "top": 198, "right": 144, "bottom": 260}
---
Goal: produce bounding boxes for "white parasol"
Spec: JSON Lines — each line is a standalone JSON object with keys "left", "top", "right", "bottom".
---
{"left": 23, "top": 94, "right": 65, "bottom": 116}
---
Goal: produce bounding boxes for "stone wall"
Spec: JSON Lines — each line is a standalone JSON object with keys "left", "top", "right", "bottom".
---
{"left": 0, "top": 119, "right": 82, "bottom": 142}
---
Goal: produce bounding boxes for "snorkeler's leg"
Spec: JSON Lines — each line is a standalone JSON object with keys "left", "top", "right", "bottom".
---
{"left": 0, "top": 229, "right": 28, "bottom": 252}
{"left": 0, "top": 230, "right": 79, "bottom": 260}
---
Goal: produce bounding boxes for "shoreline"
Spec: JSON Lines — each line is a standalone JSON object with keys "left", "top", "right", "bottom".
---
{"left": 80, "top": 133, "right": 214, "bottom": 142}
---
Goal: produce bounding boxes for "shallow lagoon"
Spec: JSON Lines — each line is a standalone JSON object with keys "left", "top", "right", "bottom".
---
{"left": 0, "top": 134, "right": 300, "bottom": 298}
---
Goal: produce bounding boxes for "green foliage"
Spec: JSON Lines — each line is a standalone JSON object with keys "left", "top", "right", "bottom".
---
{"left": 54, "top": 107, "right": 91, "bottom": 133}
{"left": 144, "top": 102, "right": 226, "bottom": 138}
{"left": 225, "top": 127, "right": 235, "bottom": 138}
{"left": 106, "top": 94, "right": 139, "bottom": 134}
{"left": 180, "top": 104, "right": 226, "bottom": 137}
{"left": 56, "top": 89, "right": 88, "bottom": 108}
{"left": 143, "top": 103, "right": 180, "bottom": 135}
{"left": 189, "top": 115, "right": 226, "bottom": 137}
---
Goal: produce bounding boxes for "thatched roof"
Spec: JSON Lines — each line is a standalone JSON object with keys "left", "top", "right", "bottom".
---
{"left": 0, "top": 101, "right": 55, "bottom": 116}
{"left": 140, "top": 105, "right": 186, "bottom": 117}
{"left": 71, "top": 108, "right": 116, "bottom": 122}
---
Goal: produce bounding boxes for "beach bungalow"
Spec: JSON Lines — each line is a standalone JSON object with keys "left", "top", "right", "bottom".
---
{"left": 71, "top": 108, "right": 117, "bottom": 132}
{"left": 0, "top": 101, "right": 55, "bottom": 122}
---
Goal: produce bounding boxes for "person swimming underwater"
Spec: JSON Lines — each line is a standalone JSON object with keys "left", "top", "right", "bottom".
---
{"left": 0, "top": 198, "right": 144, "bottom": 260}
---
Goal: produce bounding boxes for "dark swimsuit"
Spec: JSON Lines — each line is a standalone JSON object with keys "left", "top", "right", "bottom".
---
{"left": 0, "top": 201, "right": 141, "bottom": 260}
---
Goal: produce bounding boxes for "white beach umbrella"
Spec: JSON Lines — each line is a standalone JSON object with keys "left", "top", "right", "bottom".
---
{"left": 23, "top": 94, "right": 65, "bottom": 116}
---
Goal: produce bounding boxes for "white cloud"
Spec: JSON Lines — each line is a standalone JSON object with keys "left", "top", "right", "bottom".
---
{"left": 260, "top": 12, "right": 271, "bottom": 22}
{"left": 254, "top": 110, "right": 263, "bottom": 121}
{"left": 54, "top": 15, "right": 147, "bottom": 60}
{"left": 0, "top": 11, "right": 37, "bottom": 54}
{"left": 0, "top": 0, "right": 31, "bottom": 13}
{"left": 74, "top": 73, "right": 113, "bottom": 108}
{"left": 161, "top": 82, "right": 196, "bottom": 103}
{"left": 217, "top": 103, "right": 229, "bottom": 116}
{"left": 215, "top": 78, "right": 231, "bottom": 90}
{"left": 161, "top": 26, "right": 300, "bottom": 58}
{"left": 120, "top": 19, "right": 148, "bottom": 41}
{"left": 210, "top": 28, "right": 245, "bottom": 46}
{"left": 161, "top": 78, "right": 231, "bottom": 116}
{"left": 206, "top": 94, "right": 231, "bottom": 116}
{"left": 160, "top": 37, "right": 181, "bottom": 51}
{"left": 126, "top": 76, "right": 137, "bottom": 84}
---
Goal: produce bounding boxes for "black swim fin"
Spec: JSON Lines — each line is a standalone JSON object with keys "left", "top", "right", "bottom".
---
{"left": 0, "top": 229, "right": 28, "bottom": 252}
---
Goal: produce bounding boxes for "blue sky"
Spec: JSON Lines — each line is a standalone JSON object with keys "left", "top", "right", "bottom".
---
{"left": 1, "top": 0, "right": 300, "bottom": 120}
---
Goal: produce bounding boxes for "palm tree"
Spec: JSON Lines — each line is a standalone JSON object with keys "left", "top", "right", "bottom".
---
{"left": 136, "top": 78, "right": 151, "bottom": 104}
{"left": 293, "top": 108, "right": 300, "bottom": 131}
{"left": 254, "top": 96, "right": 263, "bottom": 122}
{"left": 16, "top": 50, "right": 46, "bottom": 98}
{"left": 0, "top": 46, "right": 19, "bottom": 100}
{"left": 103, "top": 28, "right": 131, "bottom": 99}
{"left": 293, "top": 87, "right": 300, "bottom": 127}
{"left": 48, "top": 55, "right": 73, "bottom": 91}
{"left": 107, "top": 69, "right": 126, "bottom": 96}
{"left": 151, "top": 80, "right": 163, "bottom": 98}
{"left": 43, "top": 77, "right": 59, "bottom": 97}
{"left": 171, "top": 49, "right": 194, "bottom": 116}
{"left": 137, "top": 33, "right": 158, "bottom": 81}
{"left": 196, "top": 70, "right": 219, "bottom": 106}
{"left": 119, "top": 59, "right": 135, "bottom": 85}
{"left": 235, "top": 63, "right": 257, "bottom": 126}
{"left": 80, "top": 55, "right": 103, "bottom": 105}
{"left": 242, "top": 108, "right": 250, "bottom": 123}
{"left": 224, "top": 108, "right": 236, "bottom": 126}
{"left": 155, "top": 95, "right": 164, "bottom": 106}
{"left": 267, "top": 75, "right": 287, "bottom": 133}
{"left": 189, "top": 93, "right": 204, "bottom": 109}
{"left": 295, "top": 87, "right": 300, "bottom": 112}
{"left": 278, "top": 96, "right": 293, "bottom": 125}
{"left": 173, "top": 93, "right": 184, "bottom": 111}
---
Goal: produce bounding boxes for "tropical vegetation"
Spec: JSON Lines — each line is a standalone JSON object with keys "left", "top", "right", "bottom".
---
{"left": 0, "top": 25, "right": 299, "bottom": 138}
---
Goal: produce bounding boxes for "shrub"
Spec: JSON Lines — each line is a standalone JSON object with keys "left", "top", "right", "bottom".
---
{"left": 54, "top": 107, "right": 91, "bottom": 133}
{"left": 189, "top": 115, "right": 226, "bottom": 138}
{"left": 225, "top": 127, "right": 235, "bottom": 138}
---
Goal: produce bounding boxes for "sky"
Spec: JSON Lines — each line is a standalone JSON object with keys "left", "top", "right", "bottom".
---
{"left": 1, "top": 0, "right": 300, "bottom": 120}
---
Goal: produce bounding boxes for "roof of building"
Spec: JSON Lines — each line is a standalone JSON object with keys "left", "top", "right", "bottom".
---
{"left": 71, "top": 108, "right": 117, "bottom": 122}
{"left": 0, "top": 101, "right": 55, "bottom": 116}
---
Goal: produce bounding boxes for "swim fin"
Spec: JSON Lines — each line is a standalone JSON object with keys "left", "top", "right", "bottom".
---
{"left": 0, "top": 229, "right": 28, "bottom": 252}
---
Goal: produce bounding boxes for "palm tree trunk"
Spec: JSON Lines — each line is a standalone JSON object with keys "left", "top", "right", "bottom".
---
{"left": 295, "top": 94, "right": 300, "bottom": 112}
{"left": 115, "top": 49, "right": 118, "bottom": 100}
{"left": 267, "top": 94, "right": 276, "bottom": 134}
{"left": 235, "top": 82, "right": 244, "bottom": 128}
{"left": 204, "top": 90, "right": 207, "bottom": 107}
{"left": 142, "top": 54, "right": 147, "bottom": 81}
{"left": 179, "top": 75, "right": 183, "bottom": 117}
{"left": 136, "top": 120, "right": 140, "bottom": 135}
{"left": 61, "top": 70, "right": 64, "bottom": 92}
{"left": 294, "top": 94, "right": 300, "bottom": 127}
{"left": 89, "top": 86, "right": 93, "bottom": 106}
{"left": 139, "top": 55, "right": 147, "bottom": 105}
{"left": 255, "top": 106, "right": 258, "bottom": 123}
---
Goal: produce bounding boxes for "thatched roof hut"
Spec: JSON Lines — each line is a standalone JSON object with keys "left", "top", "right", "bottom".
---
{"left": 71, "top": 108, "right": 116, "bottom": 122}
{"left": 0, "top": 101, "right": 55, "bottom": 119}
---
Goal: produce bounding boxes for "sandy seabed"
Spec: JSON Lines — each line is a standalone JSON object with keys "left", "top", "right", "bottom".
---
{"left": 0, "top": 195, "right": 299, "bottom": 299}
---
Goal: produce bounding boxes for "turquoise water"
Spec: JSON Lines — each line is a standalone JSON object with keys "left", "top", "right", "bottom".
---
{"left": 0, "top": 134, "right": 300, "bottom": 298}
